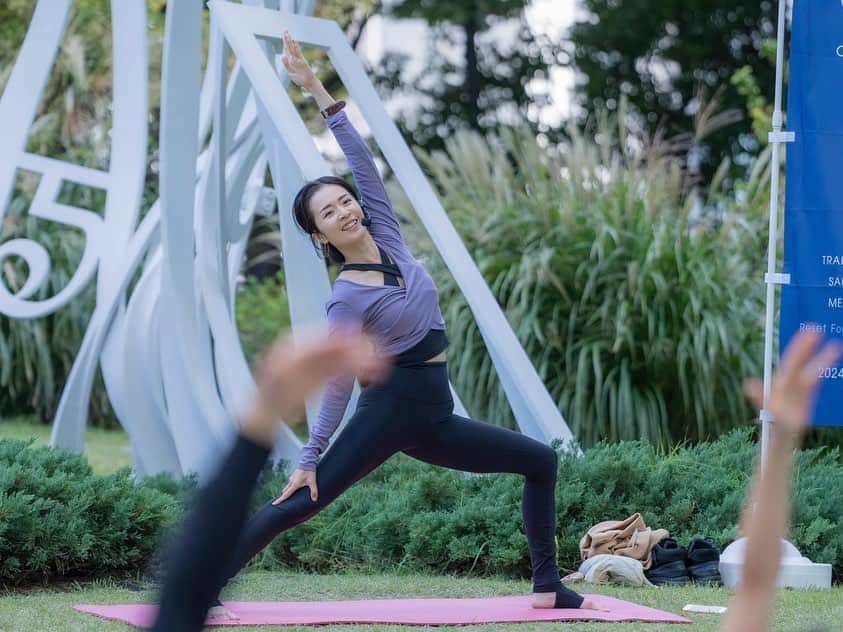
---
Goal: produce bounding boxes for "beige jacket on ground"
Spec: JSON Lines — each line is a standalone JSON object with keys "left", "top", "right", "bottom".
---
{"left": 579, "top": 513, "right": 669, "bottom": 570}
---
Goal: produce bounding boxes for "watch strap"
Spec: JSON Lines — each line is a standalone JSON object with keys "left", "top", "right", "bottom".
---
{"left": 320, "top": 100, "right": 346, "bottom": 119}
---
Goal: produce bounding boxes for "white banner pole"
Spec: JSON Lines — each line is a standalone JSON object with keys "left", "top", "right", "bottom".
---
{"left": 760, "top": 0, "right": 790, "bottom": 464}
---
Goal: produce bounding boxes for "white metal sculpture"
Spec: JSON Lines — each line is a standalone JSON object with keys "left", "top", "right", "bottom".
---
{"left": 0, "top": 0, "right": 574, "bottom": 481}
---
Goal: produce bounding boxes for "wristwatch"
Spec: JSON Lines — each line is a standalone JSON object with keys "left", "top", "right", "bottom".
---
{"left": 320, "top": 100, "right": 346, "bottom": 119}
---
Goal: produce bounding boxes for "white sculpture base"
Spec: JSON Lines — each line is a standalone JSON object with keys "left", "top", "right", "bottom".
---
{"left": 719, "top": 537, "right": 831, "bottom": 589}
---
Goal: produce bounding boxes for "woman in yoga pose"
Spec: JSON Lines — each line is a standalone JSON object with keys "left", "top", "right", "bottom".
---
{"left": 153, "top": 32, "right": 841, "bottom": 630}
{"left": 213, "top": 31, "right": 597, "bottom": 615}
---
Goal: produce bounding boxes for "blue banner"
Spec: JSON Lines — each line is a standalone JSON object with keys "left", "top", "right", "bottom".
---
{"left": 780, "top": 1, "right": 843, "bottom": 426}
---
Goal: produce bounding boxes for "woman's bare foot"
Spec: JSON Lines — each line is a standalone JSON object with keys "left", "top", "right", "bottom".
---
{"left": 580, "top": 598, "right": 609, "bottom": 611}
{"left": 207, "top": 604, "right": 239, "bottom": 620}
{"left": 531, "top": 593, "right": 609, "bottom": 611}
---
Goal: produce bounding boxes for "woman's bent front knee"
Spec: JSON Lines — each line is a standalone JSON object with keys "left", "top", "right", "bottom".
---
{"left": 529, "top": 444, "right": 559, "bottom": 482}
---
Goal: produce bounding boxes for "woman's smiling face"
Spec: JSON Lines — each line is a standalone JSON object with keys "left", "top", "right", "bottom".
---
{"left": 309, "top": 183, "right": 366, "bottom": 250}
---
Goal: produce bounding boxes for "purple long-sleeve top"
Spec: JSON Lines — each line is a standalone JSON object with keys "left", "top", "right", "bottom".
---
{"left": 297, "top": 110, "right": 446, "bottom": 471}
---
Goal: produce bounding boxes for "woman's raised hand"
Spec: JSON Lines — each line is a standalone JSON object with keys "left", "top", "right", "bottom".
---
{"left": 743, "top": 329, "right": 842, "bottom": 436}
{"left": 281, "top": 30, "right": 317, "bottom": 89}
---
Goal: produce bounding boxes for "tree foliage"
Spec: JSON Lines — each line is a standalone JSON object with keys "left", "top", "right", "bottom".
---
{"left": 377, "top": 0, "right": 558, "bottom": 150}
{"left": 569, "top": 1, "right": 778, "bottom": 176}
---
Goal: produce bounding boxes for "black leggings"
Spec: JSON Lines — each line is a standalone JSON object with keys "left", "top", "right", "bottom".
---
{"left": 224, "top": 362, "right": 579, "bottom": 601}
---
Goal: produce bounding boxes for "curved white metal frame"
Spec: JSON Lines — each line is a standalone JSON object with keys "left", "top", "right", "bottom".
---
{"left": 0, "top": 0, "right": 574, "bottom": 482}
{"left": 209, "top": 1, "right": 575, "bottom": 447}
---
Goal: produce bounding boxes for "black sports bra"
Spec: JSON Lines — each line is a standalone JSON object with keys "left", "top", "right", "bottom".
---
{"left": 340, "top": 245, "right": 402, "bottom": 286}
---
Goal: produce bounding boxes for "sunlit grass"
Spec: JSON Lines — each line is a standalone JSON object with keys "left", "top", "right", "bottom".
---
{"left": 0, "top": 416, "right": 130, "bottom": 475}
{"left": 1, "top": 571, "right": 839, "bottom": 631}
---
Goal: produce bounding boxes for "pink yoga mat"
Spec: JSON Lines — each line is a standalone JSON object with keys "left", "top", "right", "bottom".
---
{"left": 76, "top": 595, "right": 691, "bottom": 626}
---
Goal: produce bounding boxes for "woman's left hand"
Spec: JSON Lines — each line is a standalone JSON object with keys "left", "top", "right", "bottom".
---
{"left": 280, "top": 30, "right": 317, "bottom": 90}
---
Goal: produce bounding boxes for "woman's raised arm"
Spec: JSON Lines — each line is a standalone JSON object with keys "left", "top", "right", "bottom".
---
{"left": 281, "top": 31, "right": 405, "bottom": 250}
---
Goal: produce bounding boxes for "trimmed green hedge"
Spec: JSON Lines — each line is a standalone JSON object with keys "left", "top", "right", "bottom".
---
{"left": 251, "top": 428, "right": 843, "bottom": 582}
{"left": 0, "top": 440, "right": 181, "bottom": 585}
{"left": 2, "top": 429, "right": 841, "bottom": 585}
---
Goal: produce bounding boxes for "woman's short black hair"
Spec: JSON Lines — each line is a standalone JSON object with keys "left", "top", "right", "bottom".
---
{"left": 292, "top": 176, "right": 360, "bottom": 264}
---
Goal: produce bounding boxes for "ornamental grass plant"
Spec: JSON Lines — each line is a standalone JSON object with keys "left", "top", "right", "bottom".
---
{"left": 394, "top": 110, "right": 772, "bottom": 447}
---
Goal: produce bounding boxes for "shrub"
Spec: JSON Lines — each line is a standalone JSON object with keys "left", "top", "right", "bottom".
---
{"left": 249, "top": 429, "right": 843, "bottom": 582}
{"left": 391, "top": 118, "right": 770, "bottom": 447}
{"left": 4, "top": 431, "right": 842, "bottom": 586}
{"left": 0, "top": 439, "right": 181, "bottom": 585}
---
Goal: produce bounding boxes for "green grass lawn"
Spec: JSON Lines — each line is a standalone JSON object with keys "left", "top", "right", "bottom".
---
{"left": 0, "top": 416, "right": 131, "bottom": 474}
{"left": 1, "top": 571, "right": 840, "bottom": 631}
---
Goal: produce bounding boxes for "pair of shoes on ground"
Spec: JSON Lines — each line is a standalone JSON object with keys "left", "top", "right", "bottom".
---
{"left": 646, "top": 538, "right": 722, "bottom": 586}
